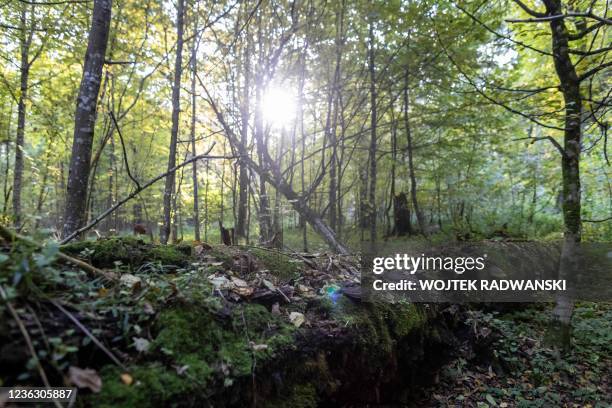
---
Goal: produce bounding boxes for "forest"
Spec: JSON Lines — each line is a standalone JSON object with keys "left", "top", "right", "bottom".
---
{"left": 0, "top": 0, "right": 610, "bottom": 406}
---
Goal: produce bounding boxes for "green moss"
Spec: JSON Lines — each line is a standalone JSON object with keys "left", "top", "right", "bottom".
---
{"left": 61, "top": 237, "right": 191, "bottom": 269}
{"left": 149, "top": 245, "right": 189, "bottom": 266}
{"left": 92, "top": 363, "right": 196, "bottom": 408}
{"left": 154, "top": 303, "right": 295, "bottom": 378}
{"left": 329, "top": 298, "right": 426, "bottom": 355}
{"left": 244, "top": 247, "right": 303, "bottom": 281}
{"left": 265, "top": 384, "right": 318, "bottom": 408}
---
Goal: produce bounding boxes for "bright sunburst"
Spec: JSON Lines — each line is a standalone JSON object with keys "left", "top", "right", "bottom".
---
{"left": 261, "top": 86, "right": 296, "bottom": 128}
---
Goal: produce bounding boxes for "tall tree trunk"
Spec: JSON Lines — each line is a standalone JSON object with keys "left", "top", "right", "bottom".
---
{"left": 544, "top": 0, "right": 582, "bottom": 351}
{"left": 12, "top": 6, "right": 33, "bottom": 229}
{"left": 236, "top": 32, "right": 250, "bottom": 241}
{"left": 161, "top": 0, "right": 185, "bottom": 244}
{"left": 190, "top": 10, "right": 201, "bottom": 242}
{"left": 298, "top": 54, "right": 308, "bottom": 252}
{"left": 3, "top": 100, "right": 14, "bottom": 216}
{"left": 204, "top": 159, "right": 209, "bottom": 241}
{"left": 328, "top": 3, "right": 344, "bottom": 232}
{"left": 62, "top": 0, "right": 112, "bottom": 237}
{"left": 403, "top": 70, "right": 428, "bottom": 236}
{"left": 367, "top": 20, "right": 377, "bottom": 242}
{"left": 208, "top": 99, "right": 349, "bottom": 254}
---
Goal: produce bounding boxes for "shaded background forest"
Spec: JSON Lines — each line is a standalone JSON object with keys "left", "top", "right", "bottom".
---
{"left": 0, "top": 0, "right": 610, "bottom": 249}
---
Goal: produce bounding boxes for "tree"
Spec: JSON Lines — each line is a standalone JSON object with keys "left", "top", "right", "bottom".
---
{"left": 367, "top": 15, "right": 377, "bottom": 242}
{"left": 189, "top": 1, "right": 201, "bottom": 242}
{"left": 62, "top": 0, "right": 112, "bottom": 237}
{"left": 161, "top": 0, "right": 185, "bottom": 245}
{"left": 403, "top": 68, "right": 427, "bottom": 236}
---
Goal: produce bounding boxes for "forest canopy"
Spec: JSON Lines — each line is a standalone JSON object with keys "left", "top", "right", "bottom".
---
{"left": 0, "top": 0, "right": 609, "bottom": 247}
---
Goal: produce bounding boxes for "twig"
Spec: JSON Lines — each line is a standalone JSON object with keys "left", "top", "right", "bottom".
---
{"left": 507, "top": 12, "right": 612, "bottom": 25}
{"left": 0, "top": 224, "right": 113, "bottom": 280}
{"left": 60, "top": 145, "right": 241, "bottom": 244}
{"left": 50, "top": 299, "right": 127, "bottom": 371}
{"left": 583, "top": 216, "right": 612, "bottom": 223}
{"left": 109, "top": 111, "right": 140, "bottom": 189}
{"left": 276, "top": 288, "right": 291, "bottom": 303}
{"left": 0, "top": 286, "right": 64, "bottom": 408}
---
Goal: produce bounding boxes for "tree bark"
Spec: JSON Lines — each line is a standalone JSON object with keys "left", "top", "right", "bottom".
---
{"left": 12, "top": 6, "right": 33, "bottom": 229}
{"left": 205, "top": 92, "right": 350, "bottom": 255}
{"left": 328, "top": 2, "right": 344, "bottom": 233}
{"left": 62, "top": 0, "right": 112, "bottom": 237}
{"left": 236, "top": 32, "right": 250, "bottom": 241}
{"left": 190, "top": 8, "right": 201, "bottom": 242}
{"left": 403, "top": 70, "right": 428, "bottom": 236}
{"left": 543, "top": 0, "right": 583, "bottom": 351}
{"left": 161, "top": 0, "right": 185, "bottom": 244}
{"left": 367, "top": 19, "right": 377, "bottom": 242}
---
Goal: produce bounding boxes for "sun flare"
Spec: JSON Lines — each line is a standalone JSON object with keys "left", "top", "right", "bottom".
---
{"left": 261, "top": 86, "right": 296, "bottom": 128}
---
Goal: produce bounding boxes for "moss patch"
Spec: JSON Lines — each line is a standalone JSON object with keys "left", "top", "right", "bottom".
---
{"left": 61, "top": 237, "right": 192, "bottom": 269}
{"left": 243, "top": 247, "right": 303, "bottom": 281}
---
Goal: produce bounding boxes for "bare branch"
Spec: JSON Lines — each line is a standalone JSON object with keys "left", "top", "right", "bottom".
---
{"left": 579, "top": 61, "right": 612, "bottom": 82}
{"left": 432, "top": 24, "right": 565, "bottom": 132}
{"left": 512, "top": 136, "right": 566, "bottom": 156}
{"left": 59, "top": 145, "right": 238, "bottom": 244}
{"left": 569, "top": 46, "right": 612, "bottom": 56}
{"left": 568, "top": 22, "right": 605, "bottom": 40}
{"left": 16, "top": 0, "right": 89, "bottom": 4}
{"left": 507, "top": 12, "right": 612, "bottom": 25}
{"left": 454, "top": 3, "right": 552, "bottom": 56}
{"left": 109, "top": 111, "right": 140, "bottom": 189}
{"left": 511, "top": 0, "right": 545, "bottom": 17}
{"left": 583, "top": 216, "right": 612, "bottom": 223}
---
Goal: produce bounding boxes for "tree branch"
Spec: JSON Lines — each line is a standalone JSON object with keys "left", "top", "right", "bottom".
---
{"left": 507, "top": 12, "right": 612, "bottom": 24}
{"left": 579, "top": 61, "right": 612, "bottom": 82}
{"left": 109, "top": 110, "right": 140, "bottom": 189}
{"left": 568, "top": 22, "right": 605, "bottom": 40}
{"left": 454, "top": 3, "right": 552, "bottom": 56}
{"left": 59, "top": 145, "right": 239, "bottom": 244}
{"left": 569, "top": 45, "right": 612, "bottom": 56}
{"left": 582, "top": 216, "right": 612, "bottom": 223}
{"left": 432, "top": 24, "right": 565, "bottom": 132}
{"left": 511, "top": 0, "right": 545, "bottom": 17}
{"left": 512, "top": 136, "right": 566, "bottom": 157}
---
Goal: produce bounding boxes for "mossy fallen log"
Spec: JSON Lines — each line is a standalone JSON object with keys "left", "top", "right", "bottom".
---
{"left": 1, "top": 237, "right": 468, "bottom": 407}
{"left": 87, "top": 290, "right": 460, "bottom": 407}
{"left": 61, "top": 237, "right": 193, "bottom": 269}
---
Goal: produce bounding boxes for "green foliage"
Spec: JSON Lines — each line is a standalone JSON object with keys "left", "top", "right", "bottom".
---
{"left": 460, "top": 305, "right": 611, "bottom": 406}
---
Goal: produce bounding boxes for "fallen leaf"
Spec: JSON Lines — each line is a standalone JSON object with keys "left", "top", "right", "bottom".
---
{"left": 97, "top": 287, "right": 108, "bottom": 297}
{"left": 249, "top": 342, "right": 268, "bottom": 351}
{"left": 120, "top": 274, "right": 142, "bottom": 290}
{"left": 120, "top": 373, "right": 133, "bottom": 386}
{"left": 231, "top": 277, "right": 248, "bottom": 287}
{"left": 68, "top": 366, "right": 102, "bottom": 393}
{"left": 142, "top": 302, "right": 155, "bottom": 315}
{"left": 133, "top": 337, "right": 150, "bottom": 353}
{"left": 232, "top": 286, "right": 254, "bottom": 297}
{"left": 263, "top": 279, "right": 276, "bottom": 291}
{"left": 209, "top": 276, "right": 232, "bottom": 290}
{"left": 174, "top": 365, "right": 189, "bottom": 375}
{"left": 289, "top": 312, "right": 305, "bottom": 327}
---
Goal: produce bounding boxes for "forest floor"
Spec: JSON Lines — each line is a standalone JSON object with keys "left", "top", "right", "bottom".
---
{"left": 0, "top": 235, "right": 610, "bottom": 407}
{"left": 417, "top": 304, "right": 611, "bottom": 407}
